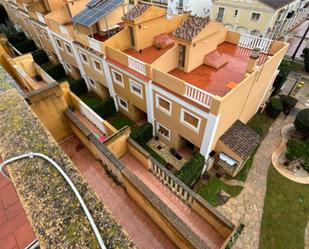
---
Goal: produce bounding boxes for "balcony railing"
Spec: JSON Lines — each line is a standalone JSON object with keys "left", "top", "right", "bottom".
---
{"left": 88, "top": 36, "right": 102, "bottom": 53}
{"left": 128, "top": 56, "right": 146, "bottom": 75}
{"left": 184, "top": 83, "right": 213, "bottom": 109}
{"left": 238, "top": 33, "right": 272, "bottom": 53}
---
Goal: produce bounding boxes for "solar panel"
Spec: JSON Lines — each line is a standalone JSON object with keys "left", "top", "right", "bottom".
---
{"left": 72, "top": 0, "right": 123, "bottom": 27}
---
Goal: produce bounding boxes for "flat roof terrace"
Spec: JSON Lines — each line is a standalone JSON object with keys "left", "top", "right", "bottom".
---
{"left": 169, "top": 42, "right": 269, "bottom": 97}
{"left": 124, "top": 45, "right": 174, "bottom": 64}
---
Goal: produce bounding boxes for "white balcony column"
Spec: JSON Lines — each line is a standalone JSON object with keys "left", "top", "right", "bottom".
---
{"left": 200, "top": 113, "right": 221, "bottom": 158}
{"left": 103, "top": 58, "right": 118, "bottom": 111}
{"left": 146, "top": 82, "right": 155, "bottom": 130}
{"left": 48, "top": 30, "right": 64, "bottom": 66}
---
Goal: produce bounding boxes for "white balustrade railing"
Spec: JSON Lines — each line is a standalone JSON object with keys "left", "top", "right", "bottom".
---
{"left": 150, "top": 162, "right": 193, "bottom": 206}
{"left": 79, "top": 101, "right": 106, "bottom": 134}
{"left": 36, "top": 12, "right": 46, "bottom": 24}
{"left": 87, "top": 36, "right": 102, "bottom": 53}
{"left": 128, "top": 56, "right": 146, "bottom": 75}
{"left": 184, "top": 83, "right": 213, "bottom": 108}
{"left": 238, "top": 33, "right": 272, "bottom": 53}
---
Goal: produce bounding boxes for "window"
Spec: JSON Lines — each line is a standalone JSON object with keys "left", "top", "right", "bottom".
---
{"left": 88, "top": 78, "right": 96, "bottom": 88}
{"left": 234, "top": 9, "right": 239, "bottom": 17}
{"left": 156, "top": 122, "right": 170, "bottom": 140}
{"left": 180, "top": 109, "right": 201, "bottom": 132}
{"left": 80, "top": 52, "right": 88, "bottom": 64}
{"left": 65, "top": 43, "right": 73, "bottom": 55}
{"left": 55, "top": 38, "right": 63, "bottom": 49}
{"left": 156, "top": 94, "right": 171, "bottom": 115}
{"left": 117, "top": 96, "right": 128, "bottom": 111}
{"left": 111, "top": 69, "right": 124, "bottom": 86}
{"left": 129, "top": 79, "right": 143, "bottom": 98}
{"left": 93, "top": 59, "right": 102, "bottom": 72}
{"left": 250, "top": 12, "right": 261, "bottom": 22}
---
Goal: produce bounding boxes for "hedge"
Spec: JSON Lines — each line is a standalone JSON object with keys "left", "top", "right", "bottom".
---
{"left": 285, "top": 138, "right": 309, "bottom": 172}
{"left": 7, "top": 32, "right": 26, "bottom": 45}
{"left": 266, "top": 98, "right": 283, "bottom": 118}
{"left": 175, "top": 153, "right": 205, "bottom": 187}
{"left": 272, "top": 60, "right": 291, "bottom": 95}
{"left": 44, "top": 64, "right": 66, "bottom": 80}
{"left": 294, "top": 109, "right": 309, "bottom": 136}
{"left": 14, "top": 39, "right": 37, "bottom": 54}
{"left": 32, "top": 50, "right": 49, "bottom": 65}
{"left": 130, "top": 122, "right": 153, "bottom": 146}
{"left": 69, "top": 79, "right": 88, "bottom": 96}
{"left": 280, "top": 95, "right": 298, "bottom": 114}
{"left": 92, "top": 97, "right": 116, "bottom": 119}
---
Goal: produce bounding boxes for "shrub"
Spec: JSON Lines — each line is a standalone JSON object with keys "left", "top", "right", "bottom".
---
{"left": 7, "top": 31, "right": 26, "bottom": 45}
{"left": 266, "top": 98, "right": 283, "bottom": 118}
{"left": 175, "top": 153, "right": 205, "bottom": 187}
{"left": 69, "top": 79, "right": 88, "bottom": 96}
{"left": 272, "top": 60, "right": 291, "bottom": 95}
{"left": 280, "top": 95, "right": 298, "bottom": 114}
{"left": 44, "top": 64, "right": 66, "bottom": 80}
{"left": 294, "top": 109, "right": 309, "bottom": 136}
{"left": 130, "top": 122, "right": 153, "bottom": 146}
{"left": 32, "top": 50, "right": 49, "bottom": 65}
{"left": 14, "top": 39, "right": 37, "bottom": 54}
{"left": 92, "top": 97, "right": 116, "bottom": 119}
{"left": 302, "top": 48, "right": 309, "bottom": 72}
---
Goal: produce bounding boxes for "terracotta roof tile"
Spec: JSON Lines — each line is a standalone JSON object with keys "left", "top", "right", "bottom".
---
{"left": 219, "top": 120, "right": 261, "bottom": 160}
{"left": 122, "top": 4, "right": 150, "bottom": 22}
{"left": 173, "top": 16, "right": 209, "bottom": 41}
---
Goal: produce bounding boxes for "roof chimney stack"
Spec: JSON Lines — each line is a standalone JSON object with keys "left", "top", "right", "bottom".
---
{"left": 247, "top": 47, "right": 261, "bottom": 73}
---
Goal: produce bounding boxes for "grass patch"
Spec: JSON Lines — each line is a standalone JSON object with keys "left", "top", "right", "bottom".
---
{"left": 233, "top": 149, "right": 256, "bottom": 182}
{"left": 196, "top": 176, "right": 243, "bottom": 207}
{"left": 144, "top": 145, "right": 167, "bottom": 166}
{"left": 247, "top": 112, "right": 274, "bottom": 138}
{"left": 79, "top": 92, "right": 102, "bottom": 108}
{"left": 107, "top": 113, "right": 137, "bottom": 130}
{"left": 260, "top": 166, "right": 309, "bottom": 249}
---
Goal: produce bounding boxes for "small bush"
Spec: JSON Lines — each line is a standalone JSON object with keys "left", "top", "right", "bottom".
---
{"left": 130, "top": 122, "right": 153, "bottom": 146}
{"left": 303, "top": 48, "right": 309, "bottom": 72}
{"left": 280, "top": 95, "right": 298, "bottom": 114}
{"left": 285, "top": 138, "right": 309, "bottom": 172}
{"left": 272, "top": 60, "right": 291, "bottom": 95}
{"left": 14, "top": 39, "right": 37, "bottom": 54}
{"left": 69, "top": 79, "right": 88, "bottom": 96}
{"left": 44, "top": 64, "right": 66, "bottom": 80}
{"left": 294, "top": 109, "right": 309, "bottom": 136}
{"left": 92, "top": 97, "right": 116, "bottom": 119}
{"left": 175, "top": 153, "right": 205, "bottom": 187}
{"left": 7, "top": 31, "right": 26, "bottom": 45}
{"left": 32, "top": 50, "right": 49, "bottom": 65}
{"left": 266, "top": 98, "right": 283, "bottom": 118}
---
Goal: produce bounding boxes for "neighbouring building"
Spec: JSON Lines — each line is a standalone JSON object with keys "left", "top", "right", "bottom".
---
{"left": 211, "top": 0, "right": 309, "bottom": 39}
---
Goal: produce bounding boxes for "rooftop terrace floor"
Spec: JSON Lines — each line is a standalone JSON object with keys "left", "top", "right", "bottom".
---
{"left": 169, "top": 42, "right": 268, "bottom": 97}
{"left": 125, "top": 45, "right": 173, "bottom": 64}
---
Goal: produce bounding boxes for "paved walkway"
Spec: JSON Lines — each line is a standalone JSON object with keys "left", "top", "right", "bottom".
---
{"left": 216, "top": 115, "right": 293, "bottom": 249}
{"left": 60, "top": 136, "right": 176, "bottom": 249}
{"left": 121, "top": 154, "right": 225, "bottom": 249}
{"left": 272, "top": 123, "right": 309, "bottom": 184}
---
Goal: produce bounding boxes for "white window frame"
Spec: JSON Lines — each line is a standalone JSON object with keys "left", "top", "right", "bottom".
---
{"left": 250, "top": 11, "right": 261, "bottom": 23}
{"left": 155, "top": 93, "right": 171, "bottom": 116}
{"left": 55, "top": 38, "right": 63, "bottom": 50}
{"left": 129, "top": 79, "right": 143, "bottom": 99}
{"left": 117, "top": 96, "right": 128, "bottom": 111}
{"left": 80, "top": 51, "right": 89, "bottom": 64}
{"left": 156, "top": 122, "right": 170, "bottom": 140}
{"left": 64, "top": 42, "right": 73, "bottom": 55}
{"left": 111, "top": 68, "right": 124, "bottom": 87}
{"left": 88, "top": 78, "right": 96, "bottom": 89}
{"left": 64, "top": 62, "right": 72, "bottom": 72}
{"left": 92, "top": 58, "right": 102, "bottom": 73}
{"left": 180, "top": 108, "right": 201, "bottom": 133}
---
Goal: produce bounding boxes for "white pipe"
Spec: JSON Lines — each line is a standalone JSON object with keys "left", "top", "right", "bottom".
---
{"left": 0, "top": 152, "right": 106, "bottom": 249}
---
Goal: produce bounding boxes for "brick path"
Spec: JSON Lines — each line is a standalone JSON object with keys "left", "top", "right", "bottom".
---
{"left": 216, "top": 115, "right": 292, "bottom": 249}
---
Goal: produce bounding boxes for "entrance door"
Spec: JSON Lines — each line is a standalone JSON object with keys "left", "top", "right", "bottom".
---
{"left": 178, "top": 44, "right": 186, "bottom": 69}
{"left": 129, "top": 26, "right": 135, "bottom": 48}
{"left": 186, "top": 140, "right": 195, "bottom": 151}
{"left": 218, "top": 7, "right": 225, "bottom": 21}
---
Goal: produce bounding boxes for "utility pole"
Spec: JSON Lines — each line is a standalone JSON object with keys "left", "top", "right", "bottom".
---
{"left": 291, "top": 22, "right": 309, "bottom": 61}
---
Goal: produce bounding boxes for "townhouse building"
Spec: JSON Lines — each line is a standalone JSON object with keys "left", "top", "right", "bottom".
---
{"left": 1, "top": 0, "right": 288, "bottom": 176}
{"left": 211, "top": 0, "right": 309, "bottom": 39}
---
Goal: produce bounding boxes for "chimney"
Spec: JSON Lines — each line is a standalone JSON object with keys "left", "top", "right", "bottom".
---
{"left": 247, "top": 47, "right": 261, "bottom": 73}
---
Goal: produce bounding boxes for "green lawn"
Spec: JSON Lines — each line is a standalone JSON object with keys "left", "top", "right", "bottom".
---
{"left": 196, "top": 177, "right": 243, "bottom": 207}
{"left": 260, "top": 166, "right": 309, "bottom": 249}
{"left": 107, "top": 113, "right": 137, "bottom": 130}
{"left": 247, "top": 112, "right": 274, "bottom": 138}
{"left": 79, "top": 92, "right": 102, "bottom": 108}
{"left": 144, "top": 145, "right": 167, "bottom": 166}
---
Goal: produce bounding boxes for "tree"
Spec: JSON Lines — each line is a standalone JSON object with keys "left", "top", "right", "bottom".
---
{"left": 294, "top": 109, "right": 309, "bottom": 137}
{"left": 272, "top": 60, "right": 291, "bottom": 95}
{"left": 266, "top": 98, "right": 283, "bottom": 118}
{"left": 302, "top": 48, "right": 309, "bottom": 72}
{"left": 280, "top": 95, "right": 298, "bottom": 114}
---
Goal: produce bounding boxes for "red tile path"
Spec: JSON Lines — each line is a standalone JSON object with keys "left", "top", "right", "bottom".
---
{"left": 0, "top": 160, "right": 36, "bottom": 249}
{"left": 170, "top": 42, "right": 268, "bottom": 97}
{"left": 120, "top": 154, "right": 225, "bottom": 249}
{"left": 60, "top": 136, "right": 176, "bottom": 249}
